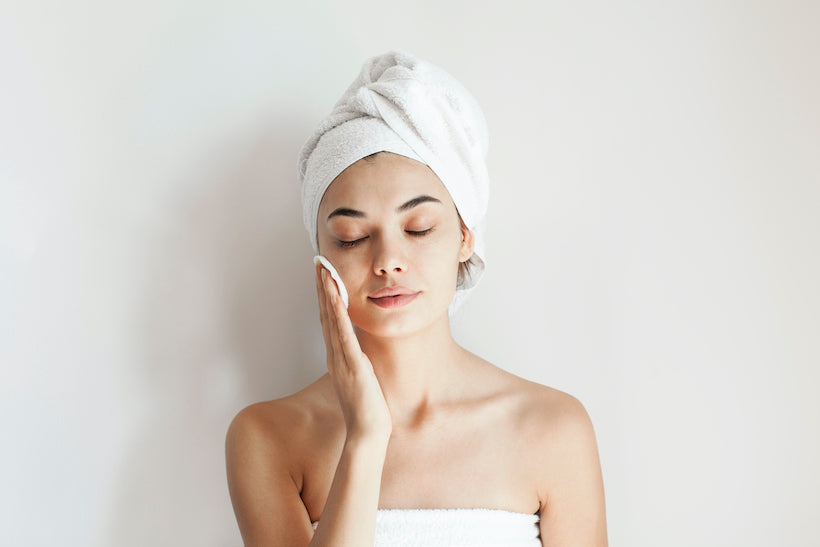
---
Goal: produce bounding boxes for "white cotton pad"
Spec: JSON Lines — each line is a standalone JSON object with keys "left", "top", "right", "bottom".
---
{"left": 313, "top": 255, "right": 349, "bottom": 308}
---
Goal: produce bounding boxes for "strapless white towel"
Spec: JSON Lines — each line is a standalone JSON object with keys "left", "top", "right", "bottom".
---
{"left": 310, "top": 508, "right": 541, "bottom": 546}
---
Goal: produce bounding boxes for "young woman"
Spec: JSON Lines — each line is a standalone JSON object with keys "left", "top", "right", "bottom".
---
{"left": 226, "top": 50, "right": 607, "bottom": 546}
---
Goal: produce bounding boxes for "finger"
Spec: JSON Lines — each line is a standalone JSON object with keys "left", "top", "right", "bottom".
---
{"left": 315, "top": 266, "right": 328, "bottom": 333}
{"left": 315, "top": 264, "right": 327, "bottom": 321}
{"left": 325, "top": 282, "right": 348, "bottom": 372}
{"left": 332, "top": 291, "right": 364, "bottom": 366}
{"left": 316, "top": 267, "right": 334, "bottom": 368}
{"left": 315, "top": 263, "right": 328, "bottom": 317}
{"left": 328, "top": 285, "right": 366, "bottom": 376}
{"left": 319, "top": 264, "right": 343, "bottom": 313}
{"left": 319, "top": 265, "right": 342, "bottom": 318}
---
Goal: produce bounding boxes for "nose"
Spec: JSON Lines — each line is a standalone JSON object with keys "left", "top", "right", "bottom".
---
{"left": 372, "top": 234, "right": 406, "bottom": 276}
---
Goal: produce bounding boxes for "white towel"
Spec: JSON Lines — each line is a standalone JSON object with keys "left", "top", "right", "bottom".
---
{"left": 297, "top": 50, "right": 490, "bottom": 314}
{"left": 310, "top": 508, "right": 541, "bottom": 546}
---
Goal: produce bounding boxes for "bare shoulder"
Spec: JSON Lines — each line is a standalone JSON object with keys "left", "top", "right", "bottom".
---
{"left": 473, "top": 356, "right": 594, "bottom": 435}
{"left": 227, "top": 392, "right": 305, "bottom": 453}
{"left": 474, "top": 360, "right": 601, "bottom": 487}
{"left": 226, "top": 375, "right": 338, "bottom": 460}
{"left": 519, "top": 379, "right": 595, "bottom": 437}
{"left": 496, "top": 374, "right": 607, "bottom": 544}
{"left": 225, "top": 376, "right": 340, "bottom": 545}
{"left": 224, "top": 389, "right": 313, "bottom": 503}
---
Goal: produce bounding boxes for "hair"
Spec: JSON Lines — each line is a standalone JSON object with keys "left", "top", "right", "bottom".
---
{"left": 361, "top": 151, "right": 386, "bottom": 162}
{"left": 361, "top": 151, "right": 476, "bottom": 289}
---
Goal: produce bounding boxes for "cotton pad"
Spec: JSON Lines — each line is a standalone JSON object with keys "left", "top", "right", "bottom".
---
{"left": 313, "top": 255, "right": 349, "bottom": 308}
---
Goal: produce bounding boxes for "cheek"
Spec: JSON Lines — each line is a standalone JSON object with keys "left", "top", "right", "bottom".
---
{"left": 416, "top": 231, "right": 463, "bottom": 275}
{"left": 321, "top": 253, "right": 368, "bottom": 301}
{"left": 314, "top": 239, "right": 357, "bottom": 291}
{"left": 316, "top": 231, "right": 337, "bottom": 257}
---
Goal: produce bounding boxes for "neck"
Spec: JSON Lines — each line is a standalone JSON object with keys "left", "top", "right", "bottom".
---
{"left": 354, "top": 313, "right": 468, "bottom": 430}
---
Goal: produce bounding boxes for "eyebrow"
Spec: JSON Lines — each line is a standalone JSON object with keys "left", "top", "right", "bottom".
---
{"left": 326, "top": 195, "right": 442, "bottom": 221}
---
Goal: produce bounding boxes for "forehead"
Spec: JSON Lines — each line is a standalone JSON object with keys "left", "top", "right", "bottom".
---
{"left": 318, "top": 153, "right": 454, "bottom": 214}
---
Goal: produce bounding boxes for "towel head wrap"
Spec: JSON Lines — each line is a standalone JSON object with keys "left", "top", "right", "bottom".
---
{"left": 297, "top": 49, "right": 489, "bottom": 313}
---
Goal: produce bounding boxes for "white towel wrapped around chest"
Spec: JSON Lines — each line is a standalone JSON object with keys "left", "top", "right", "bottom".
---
{"left": 311, "top": 508, "right": 541, "bottom": 546}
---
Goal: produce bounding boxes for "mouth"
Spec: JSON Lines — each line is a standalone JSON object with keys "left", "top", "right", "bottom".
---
{"left": 367, "top": 286, "right": 420, "bottom": 309}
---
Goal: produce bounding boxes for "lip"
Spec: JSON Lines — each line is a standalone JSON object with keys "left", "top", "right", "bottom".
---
{"left": 368, "top": 286, "right": 417, "bottom": 299}
{"left": 367, "top": 286, "right": 420, "bottom": 309}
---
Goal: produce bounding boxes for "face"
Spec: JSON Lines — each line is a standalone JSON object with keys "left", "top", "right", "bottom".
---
{"left": 317, "top": 152, "right": 474, "bottom": 338}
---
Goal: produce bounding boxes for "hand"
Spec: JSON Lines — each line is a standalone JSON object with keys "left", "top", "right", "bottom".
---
{"left": 315, "top": 263, "right": 392, "bottom": 442}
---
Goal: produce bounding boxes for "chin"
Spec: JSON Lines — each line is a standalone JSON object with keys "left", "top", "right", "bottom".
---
{"left": 349, "top": 312, "right": 417, "bottom": 339}
{"left": 349, "top": 301, "right": 444, "bottom": 339}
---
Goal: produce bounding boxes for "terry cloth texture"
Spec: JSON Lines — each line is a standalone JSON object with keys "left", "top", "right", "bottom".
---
{"left": 311, "top": 508, "right": 541, "bottom": 546}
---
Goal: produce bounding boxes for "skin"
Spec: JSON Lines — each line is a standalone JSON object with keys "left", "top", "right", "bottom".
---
{"left": 225, "top": 151, "right": 608, "bottom": 546}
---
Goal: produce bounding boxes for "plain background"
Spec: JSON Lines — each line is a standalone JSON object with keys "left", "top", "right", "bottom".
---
{"left": 1, "top": 1, "right": 818, "bottom": 545}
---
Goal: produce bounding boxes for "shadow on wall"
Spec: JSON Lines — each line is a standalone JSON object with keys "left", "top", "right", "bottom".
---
{"left": 101, "top": 113, "right": 325, "bottom": 546}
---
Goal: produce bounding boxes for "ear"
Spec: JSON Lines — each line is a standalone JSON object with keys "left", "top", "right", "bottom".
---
{"left": 458, "top": 222, "right": 475, "bottom": 263}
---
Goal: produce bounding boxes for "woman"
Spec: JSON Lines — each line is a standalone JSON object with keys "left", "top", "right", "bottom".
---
{"left": 226, "top": 50, "right": 608, "bottom": 546}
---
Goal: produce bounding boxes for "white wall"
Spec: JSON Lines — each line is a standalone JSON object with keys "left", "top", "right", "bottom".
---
{"left": 2, "top": 1, "right": 817, "bottom": 545}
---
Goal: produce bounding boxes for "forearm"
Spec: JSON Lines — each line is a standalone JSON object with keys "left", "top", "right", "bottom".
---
{"left": 309, "top": 434, "right": 389, "bottom": 547}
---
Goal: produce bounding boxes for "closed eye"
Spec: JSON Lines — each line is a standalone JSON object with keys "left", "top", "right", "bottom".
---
{"left": 407, "top": 228, "right": 434, "bottom": 236}
{"left": 337, "top": 236, "right": 368, "bottom": 248}
{"left": 337, "top": 228, "right": 433, "bottom": 248}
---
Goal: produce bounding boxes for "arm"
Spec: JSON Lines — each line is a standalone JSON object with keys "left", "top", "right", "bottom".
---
{"left": 538, "top": 396, "right": 608, "bottom": 547}
{"left": 226, "top": 404, "right": 314, "bottom": 546}
{"left": 310, "top": 264, "right": 393, "bottom": 545}
{"left": 226, "top": 264, "right": 392, "bottom": 546}
{"left": 225, "top": 405, "right": 389, "bottom": 547}
{"left": 309, "top": 435, "right": 389, "bottom": 546}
